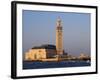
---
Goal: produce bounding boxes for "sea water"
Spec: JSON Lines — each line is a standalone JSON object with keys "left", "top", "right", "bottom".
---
{"left": 23, "top": 61, "right": 90, "bottom": 69}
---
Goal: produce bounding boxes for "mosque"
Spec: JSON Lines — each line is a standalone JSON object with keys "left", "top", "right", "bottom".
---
{"left": 25, "top": 17, "right": 65, "bottom": 61}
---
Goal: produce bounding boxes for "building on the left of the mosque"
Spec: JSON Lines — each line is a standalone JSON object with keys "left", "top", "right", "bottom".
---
{"left": 25, "top": 44, "right": 57, "bottom": 61}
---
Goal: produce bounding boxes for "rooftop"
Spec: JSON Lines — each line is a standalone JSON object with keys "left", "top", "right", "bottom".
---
{"left": 32, "top": 44, "right": 56, "bottom": 50}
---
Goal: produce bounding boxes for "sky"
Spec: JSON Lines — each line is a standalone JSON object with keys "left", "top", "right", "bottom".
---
{"left": 22, "top": 10, "right": 90, "bottom": 56}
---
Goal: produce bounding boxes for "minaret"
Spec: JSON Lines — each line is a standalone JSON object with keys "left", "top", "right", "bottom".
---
{"left": 56, "top": 17, "right": 63, "bottom": 55}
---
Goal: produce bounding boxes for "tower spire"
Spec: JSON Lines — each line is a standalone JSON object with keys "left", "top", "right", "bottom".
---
{"left": 57, "top": 17, "right": 62, "bottom": 27}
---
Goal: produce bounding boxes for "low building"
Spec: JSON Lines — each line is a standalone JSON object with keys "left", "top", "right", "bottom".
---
{"left": 78, "top": 53, "right": 90, "bottom": 60}
{"left": 25, "top": 44, "right": 57, "bottom": 61}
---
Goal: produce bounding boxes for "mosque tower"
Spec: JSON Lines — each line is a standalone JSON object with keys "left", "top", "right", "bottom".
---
{"left": 56, "top": 17, "right": 63, "bottom": 55}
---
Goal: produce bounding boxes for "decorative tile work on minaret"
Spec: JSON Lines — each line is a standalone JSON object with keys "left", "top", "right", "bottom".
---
{"left": 56, "top": 17, "right": 63, "bottom": 55}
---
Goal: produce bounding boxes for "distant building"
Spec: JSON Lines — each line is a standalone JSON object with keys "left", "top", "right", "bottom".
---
{"left": 78, "top": 53, "right": 90, "bottom": 60}
{"left": 25, "top": 44, "right": 57, "bottom": 61}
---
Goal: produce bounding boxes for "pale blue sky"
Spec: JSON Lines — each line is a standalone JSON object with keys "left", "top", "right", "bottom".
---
{"left": 22, "top": 10, "right": 90, "bottom": 56}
